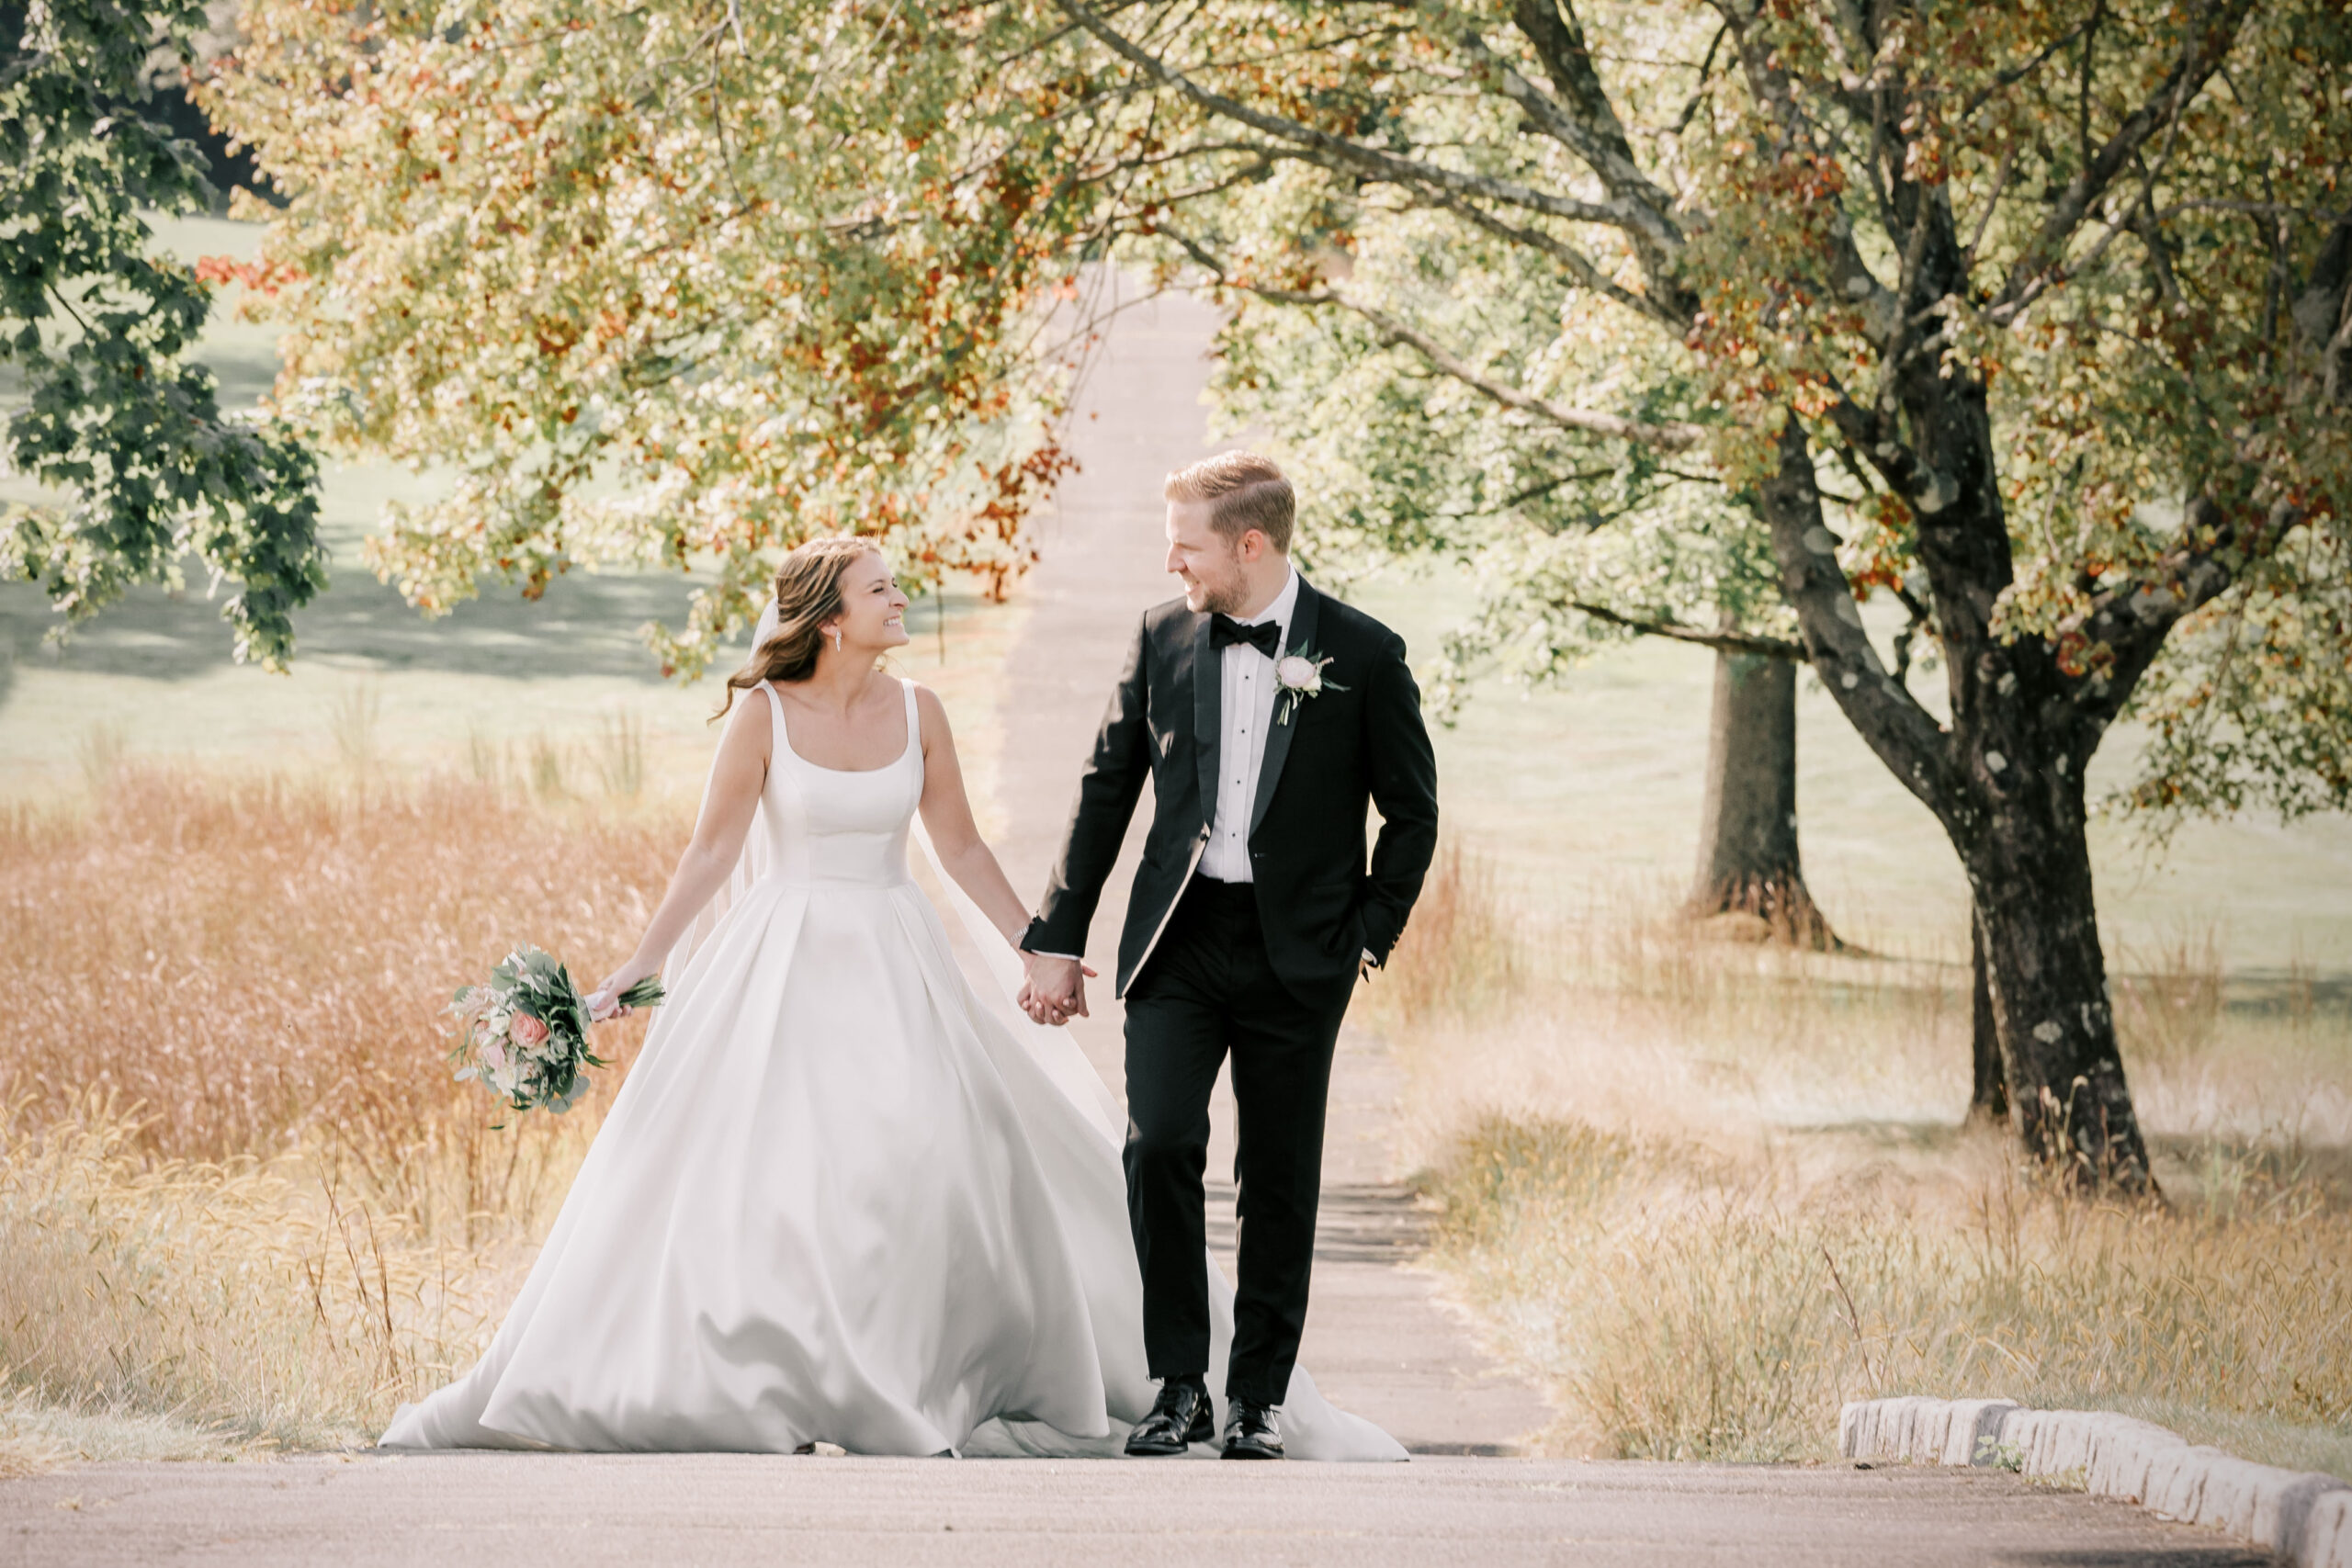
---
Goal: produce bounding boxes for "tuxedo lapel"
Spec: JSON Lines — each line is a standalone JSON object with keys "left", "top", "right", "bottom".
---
{"left": 1190, "top": 612, "right": 1221, "bottom": 817}
{"left": 1249, "top": 578, "right": 1319, "bottom": 837}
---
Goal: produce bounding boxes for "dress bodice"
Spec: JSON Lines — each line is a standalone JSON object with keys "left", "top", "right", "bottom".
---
{"left": 754, "top": 678, "right": 922, "bottom": 888}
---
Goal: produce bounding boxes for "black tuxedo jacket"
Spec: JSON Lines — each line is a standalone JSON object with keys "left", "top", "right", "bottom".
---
{"left": 1021, "top": 576, "right": 1440, "bottom": 1011}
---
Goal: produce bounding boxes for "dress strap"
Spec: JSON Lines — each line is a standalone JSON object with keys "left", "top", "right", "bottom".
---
{"left": 899, "top": 677, "right": 920, "bottom": 765}
{"left": 760, "top": 679, "right": 789, "bottom": 769}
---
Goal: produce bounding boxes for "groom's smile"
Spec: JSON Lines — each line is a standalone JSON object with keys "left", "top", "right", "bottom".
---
{"left": 1165, "top": 494, "right": 1286, "bottom": 620}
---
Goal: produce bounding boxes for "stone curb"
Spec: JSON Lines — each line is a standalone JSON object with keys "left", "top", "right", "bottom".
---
{"left": 1840, "top": 1396, "right": 2352, "bottom": 1567}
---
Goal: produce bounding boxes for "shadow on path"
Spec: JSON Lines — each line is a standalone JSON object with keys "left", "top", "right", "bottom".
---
{"left": 1204, "top": 1179, "right": 1433, "bottom": 1266}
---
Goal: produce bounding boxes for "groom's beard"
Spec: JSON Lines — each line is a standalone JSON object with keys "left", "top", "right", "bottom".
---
{"left": 1189, "top": 573, "right": 1249, "bottom": 616}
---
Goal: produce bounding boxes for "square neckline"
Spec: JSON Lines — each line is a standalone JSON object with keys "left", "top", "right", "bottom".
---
{"left": 763, "top": 677, "right": 916, "bottom": 776}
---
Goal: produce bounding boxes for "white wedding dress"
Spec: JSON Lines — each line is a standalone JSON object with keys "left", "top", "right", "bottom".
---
{"left": 380, "top": 677, "right": 1403, "bottom": 1461}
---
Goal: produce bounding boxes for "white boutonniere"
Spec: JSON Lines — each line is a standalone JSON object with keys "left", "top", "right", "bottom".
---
{"left": 1273, "top": 649, "right": 1345, "bottom": 725}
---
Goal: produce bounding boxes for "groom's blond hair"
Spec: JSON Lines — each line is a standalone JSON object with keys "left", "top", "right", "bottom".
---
{"left": 1165, "top": 451, "right": 1294, "bottom": 554}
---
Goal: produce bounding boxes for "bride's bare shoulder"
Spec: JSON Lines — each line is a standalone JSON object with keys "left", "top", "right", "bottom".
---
{"left": 718, "top": 682, "right": 775, "bottom": 752}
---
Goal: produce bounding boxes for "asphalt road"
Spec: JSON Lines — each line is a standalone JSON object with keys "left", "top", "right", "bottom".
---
{"left": 2, "top": 1452, "right": 2276, "bottom": 1567}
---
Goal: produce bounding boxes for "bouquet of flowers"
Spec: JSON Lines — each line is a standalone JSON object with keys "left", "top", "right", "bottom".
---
{"left": 448, "top": 945, "right": 663, "bottom": 1120}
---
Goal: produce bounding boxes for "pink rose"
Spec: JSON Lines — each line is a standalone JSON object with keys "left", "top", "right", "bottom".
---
{"left": 507, "top": 1012, "right": 550, "bottom": 1052}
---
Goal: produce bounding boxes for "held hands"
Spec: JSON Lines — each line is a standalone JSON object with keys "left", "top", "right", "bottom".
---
{"left": 1017, "top": 952, "right": 1095, "bottom": 1028}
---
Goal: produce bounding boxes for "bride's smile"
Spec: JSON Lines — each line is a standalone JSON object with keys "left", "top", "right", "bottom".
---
{"left": 761, "top": 548, "right": 916, "bottom": 774}
{"left": 828, "top": 551, "right": 912, "bottom": 655}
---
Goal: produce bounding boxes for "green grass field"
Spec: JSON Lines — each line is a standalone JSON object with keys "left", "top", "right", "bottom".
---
{"left": 0, "top": 216, "right": 1027, "bottom": 809}
{"left": 1346, "top": 569, "right": 2352, "bottom": 978}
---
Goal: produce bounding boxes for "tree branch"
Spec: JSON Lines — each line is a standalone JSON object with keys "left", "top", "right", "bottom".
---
{"left": 1572, "top": 599, "right": 1807, "bottom": 659}
{"left": 1168, "top": 230, "right": 1709, "bottom": 451}
{"left": 1960, "top": 143, "right": 2017, "bottom": 272}
{"left": 1990, "top": 0, "right": 2255, "bottom": 321}
{"left": 1394, "top": 186, "right": 1687, "bottom": 325}
{"left": 1501, "top": 467, "right": 1615, "bottom": 508}
{"left": 1672, "top": 24, "right": 1728, "bottom": 132}
{"left": 1505, "top": 0, "right": 1673, "bottom": 220}
{"left": 1340, "top": 295, "right": 1708, "bottom": 449}
{"left": 1814, "top": 379, "right": 1938, "bottom": 507}
{"left": 1956, "top": 17, "right": 2095, "bottom": 126}
{"left": 1051, "top": 0, "right": 1648, "bottom": 232}
{"left": 1717, "top": 3, "right": 1903, "bottom": 344}
{"left": 2062, "top": 492, "right": 2294, "bottom": 733}
{"left": 1755, "top": 414, "right": 1958, "bottom": 816}
{"left": 1453, "top": 6, "right": 1690, "bottom": 273}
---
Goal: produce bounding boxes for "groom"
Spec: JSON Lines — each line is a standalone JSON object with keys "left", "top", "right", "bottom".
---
{"left": 1019, "top": 451, "right": 1438, "bottom": 1460}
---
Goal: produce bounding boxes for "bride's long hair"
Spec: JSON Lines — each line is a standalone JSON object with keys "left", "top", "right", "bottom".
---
{"left": 715, "top": 536, "right": 881, "bottom": 720}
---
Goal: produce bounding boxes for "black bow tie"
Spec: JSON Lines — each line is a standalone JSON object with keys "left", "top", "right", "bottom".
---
{"left": 1211, "top": 615, "right": 1283, "bottom": 660}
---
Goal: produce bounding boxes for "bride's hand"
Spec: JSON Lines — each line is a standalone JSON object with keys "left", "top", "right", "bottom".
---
{"left": 588, "top": 957, "right": 657, "bottom": 1022}
{"left": 1017, "top": 953, "right": 1096, "bottom": 1026}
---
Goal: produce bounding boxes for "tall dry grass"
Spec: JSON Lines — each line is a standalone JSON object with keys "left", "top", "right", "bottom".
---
{"left": 461, "top": 712, "right": 651, "bottom": 805}
{"left": 0, "top": 1095, "right": 526, "bottom": 1452}
{"left": 1427, "top": 1116, "right": 2352, "bottom": 1473}
{"left": 1374, "top": 842, "right": 2352, "bottom": 1479}
{"left": 1367, "top": 851, "right": 1971, "bottom": 1163}
{"left": 0, "top": 764, "right": 689, "bottom": 1456}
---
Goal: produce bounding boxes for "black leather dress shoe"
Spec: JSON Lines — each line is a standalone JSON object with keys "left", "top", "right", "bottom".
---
{"left": 1220, "top": 1397, "right": 1284, "bottom": 1460}
{"left": 1125, "top": 1379, "right": 1214, "bottom": 1456}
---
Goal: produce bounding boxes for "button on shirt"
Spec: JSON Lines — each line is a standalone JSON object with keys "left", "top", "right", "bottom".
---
{"left": 1199, "top": 566, "right": 1299, "bottom": 884}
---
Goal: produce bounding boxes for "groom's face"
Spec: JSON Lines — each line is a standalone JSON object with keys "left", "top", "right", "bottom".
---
{"left": 1165, "top": 500, "right": 1252, "bottom": 615}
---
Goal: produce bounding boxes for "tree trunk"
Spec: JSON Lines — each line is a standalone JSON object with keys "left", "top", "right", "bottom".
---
{"left": 1687, "top": 649, "right": 1838, "bottom": 948}
{"left": 1963, "top": 758, "right": 2153, "bottom": 1187}
{"left": 1968, "top": 907, "right": 2007, "bottom": 1121}
{"left": 1753, "top": 415, "right": 2154, "bottom": 1190}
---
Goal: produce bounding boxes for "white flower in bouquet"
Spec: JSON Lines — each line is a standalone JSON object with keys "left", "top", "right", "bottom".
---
{"left": 446, "top": 943, "right": 665, "bottom": 1125}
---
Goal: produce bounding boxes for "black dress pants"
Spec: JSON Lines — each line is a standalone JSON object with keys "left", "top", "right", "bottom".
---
{"left": 1121, "top": 874, "right": 1347, "bottom": 1407}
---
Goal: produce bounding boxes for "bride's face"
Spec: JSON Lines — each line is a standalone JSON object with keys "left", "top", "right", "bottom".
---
{"left": 829, "top": 552, "right": 910, "bottom": 652}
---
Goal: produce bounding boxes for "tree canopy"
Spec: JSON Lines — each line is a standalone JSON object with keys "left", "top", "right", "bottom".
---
{"left": 3, "top": 0, "right": 325, "bottom": 670}
{"left": 1030, "top": 0, "right": 2352, "bottom": 834}
{"left": 204, "top": 0, "right": 2352, "bottom": 1183}
{"left": 945, "top": 0, "right": 2352, "bottom": 1185}
{"left": 202, "top": 0, "right": 1091, "bottom": 675}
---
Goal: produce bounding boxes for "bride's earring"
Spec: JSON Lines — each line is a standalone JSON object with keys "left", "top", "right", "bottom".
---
{"left": 830, "top": 627, "right": 842, "bottom": 653}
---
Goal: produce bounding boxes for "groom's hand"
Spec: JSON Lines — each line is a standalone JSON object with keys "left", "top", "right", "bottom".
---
{"left": 1019, "top": 952, "right": 1091, "bottom": 1026}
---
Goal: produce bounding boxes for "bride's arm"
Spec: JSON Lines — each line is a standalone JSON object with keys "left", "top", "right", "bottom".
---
{"left": 911, "top": 684, "right": 1048, "bottom": 949}
{"left": 591, "top": 694, "right": 771, "bottom": 1009}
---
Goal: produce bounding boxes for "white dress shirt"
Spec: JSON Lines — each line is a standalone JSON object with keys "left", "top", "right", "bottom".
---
{"left": 1199, "top": 566, "right": 1299, "bottom": 884}
{"left": 1028, "top": 563, "right": 1366, "bottom": 971}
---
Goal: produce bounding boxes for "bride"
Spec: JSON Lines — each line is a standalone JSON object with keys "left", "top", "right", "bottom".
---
{"left": 380, "top": 536, "right": 1402, "bottom": 1461}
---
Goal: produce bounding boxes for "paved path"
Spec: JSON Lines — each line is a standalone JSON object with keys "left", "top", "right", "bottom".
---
{"left": 0, "top": 277, "right": 2277, "bottom": 1565}
{"left": 1, "top": 1453, "right": 2276, "bottom": 1566}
